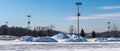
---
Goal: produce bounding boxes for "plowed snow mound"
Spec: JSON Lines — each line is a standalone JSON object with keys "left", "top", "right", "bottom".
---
{"left": 33, "top": 37, "right": 57, "bottom": 42}
{"left": 52, "top": 33, "right": 87, "bottom": 42}
{"left": 52, "top": 33, "right": 70, "bottom": 39}
{"left": 15, "top": 36, "right": 33, "bottom": 42}
{"left": 15, "top": 36, "right": 57, "bottom": 42}
{"left": 15, "top": 33, "right": 87, "bottom": 42}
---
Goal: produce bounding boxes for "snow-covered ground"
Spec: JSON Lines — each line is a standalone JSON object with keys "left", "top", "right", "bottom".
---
{"left": 0, "top": 41, "right": 120, "bottom": 51}
{"left": 1, "top": 33, "right": 120, "bottom": 51}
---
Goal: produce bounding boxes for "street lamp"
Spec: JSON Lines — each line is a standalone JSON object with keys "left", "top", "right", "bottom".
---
{"left": 107, "top": 22, "right": 110, "bottom": 38}
{"left": 76, "top": 2, "right": 82, "bottom": 36}
{"left": 27, "top": 15, "right": 31, "bottom": 35}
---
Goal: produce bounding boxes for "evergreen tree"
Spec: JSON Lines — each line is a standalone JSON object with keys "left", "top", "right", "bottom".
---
{"left": 92, "top": 31, "right": 96, "bottom": 38}
{"left": 81, "top": 29, "right": 85, "bottom": 37}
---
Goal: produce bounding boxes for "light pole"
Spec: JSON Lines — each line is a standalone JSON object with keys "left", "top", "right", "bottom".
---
{"left": 27, "top": 15, "right": 31, "bottom": 35}
{"left": 107, "top": 22, "right": 110, "bottom": 38}
{"left": 76, "top": 2, "right": 82, "bottom": 36}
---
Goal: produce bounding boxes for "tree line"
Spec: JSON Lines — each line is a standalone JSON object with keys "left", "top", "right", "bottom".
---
{"left": 69, "top": 25, "right": 120, "bottom": 38}
{"left": 0, "top": 25, "right": 60, "bottom": 37}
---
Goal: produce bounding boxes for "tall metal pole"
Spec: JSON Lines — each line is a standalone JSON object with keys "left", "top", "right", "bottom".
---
{"left": 27, "top": 15, "right": 31, "bottom": 35}
{"left": 107, "top": 22, "right": 110, "bottom": 38}
{"left": 76, "top": 2, "right": 82, "bottom": 36}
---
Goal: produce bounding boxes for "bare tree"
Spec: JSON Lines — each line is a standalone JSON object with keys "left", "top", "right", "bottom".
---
{"left": 111, "top": 24, "right": 119, "bottom": 38}
{"left": 50, "top": 25, "right": 55, "bottom": 30}
{"left": 69, "top": 25, "right": 74, "bottom": 35}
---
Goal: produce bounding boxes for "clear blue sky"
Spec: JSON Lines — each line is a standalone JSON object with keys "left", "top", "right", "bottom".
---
{"left": 0, "top": 0, "right": 120, "bottom": 33}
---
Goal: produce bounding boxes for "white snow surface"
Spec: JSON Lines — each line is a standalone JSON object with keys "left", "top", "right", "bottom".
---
{"left": 0, "top": 41, "right": 119, "bottom": 51}
{"left": 0, "top": 35, "right": 120, "bottom": 51}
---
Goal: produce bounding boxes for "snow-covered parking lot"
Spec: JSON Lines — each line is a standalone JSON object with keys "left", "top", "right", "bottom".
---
{"left": 0, "top": 41, "right": 120, "bottom": 51}
{"left": 0, "top": 33, "right": 120, "bottom": 51}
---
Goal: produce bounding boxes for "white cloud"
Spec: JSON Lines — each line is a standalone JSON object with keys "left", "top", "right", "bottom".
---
{"left": 99, "top": 5, "right": 120, "bottom": 10}
{"left": 68, "top": 16, "right": 104, "bottom": 20}
{"left": 67, "top": 12, "right": 120, "bottom": 21}
{"left": 94, "top": 12, "right": 120, "bottom": 17}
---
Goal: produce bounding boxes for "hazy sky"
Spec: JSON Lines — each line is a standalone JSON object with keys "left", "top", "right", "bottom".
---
{"left": 0, "top": 0, "right": 120, "bottom": 33}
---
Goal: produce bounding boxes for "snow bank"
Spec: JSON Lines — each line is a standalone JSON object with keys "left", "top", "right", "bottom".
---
{"left": 96, "top": 37, "right": 107, "bottom": 42}
{"left": 52, "top": 33, "right": 70, "bottom": 39}
{"left": 0, "top": 35, "right": 17, "bottom": 38}
{"left": 33, "top": 37, "right": 57, "bottom": 42}
{"left": 52, "top": 33, "right": 87, "bottom": 42}
{"left": 15, "top": 36, "right": 57, "bottom": 42}
{"left": 15, "top": 33, "right": 87, "bottom": 42}
{"left": 15, "top": 36, "right": 33, "bottom": 42}
{"left": 66, "top": 35, "right": 87, "bottom": 42}
{"left": 97, "top": 37, "right": 120, "bottom": 42}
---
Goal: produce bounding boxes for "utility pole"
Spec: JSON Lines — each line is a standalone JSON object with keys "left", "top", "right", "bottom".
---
{"left": 76, "top": 2, "right": 82, "bottom": 36}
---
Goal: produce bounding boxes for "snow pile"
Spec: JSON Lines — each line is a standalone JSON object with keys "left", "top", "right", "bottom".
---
{"left": 15, "top": 36, "right": 57, "bottom": 42}
{"left": 97, "top": 37, "right": 120, "bottom": 42}
{"left": 15, "top": 33, "right": 87, "bottom": 42}
{"left": 52, "top": 33, "right": 70, "bottom": 39}
{"left": 0, "top": 35, "right": 17, "bottom": 38}
{"left": 97, "top": 37, "right": 107, "bottom": 42}
{"left": 65, "top": 35, "right": 87, "bottom": 42}
{"left": 108, "top": 38, "right": 120, "bottom": 40}
{"left": 16, "top": 36, "right": 33, "bottom": 42}
{"left": 106, "top": 38, "right": 120, "bottom": 42}
{"left": 33, "top": 37, "right": 57, "bottom": 42}
{"left": 52, "top": 33, "right": 87, "bottom": 42}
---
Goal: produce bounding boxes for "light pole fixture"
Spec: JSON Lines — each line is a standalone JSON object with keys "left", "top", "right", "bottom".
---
{"left": 107, "top": 22, "right": 110, "bottom": 38}
{"left": 76, "top": 2, "right": 82, "bottom": 36}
